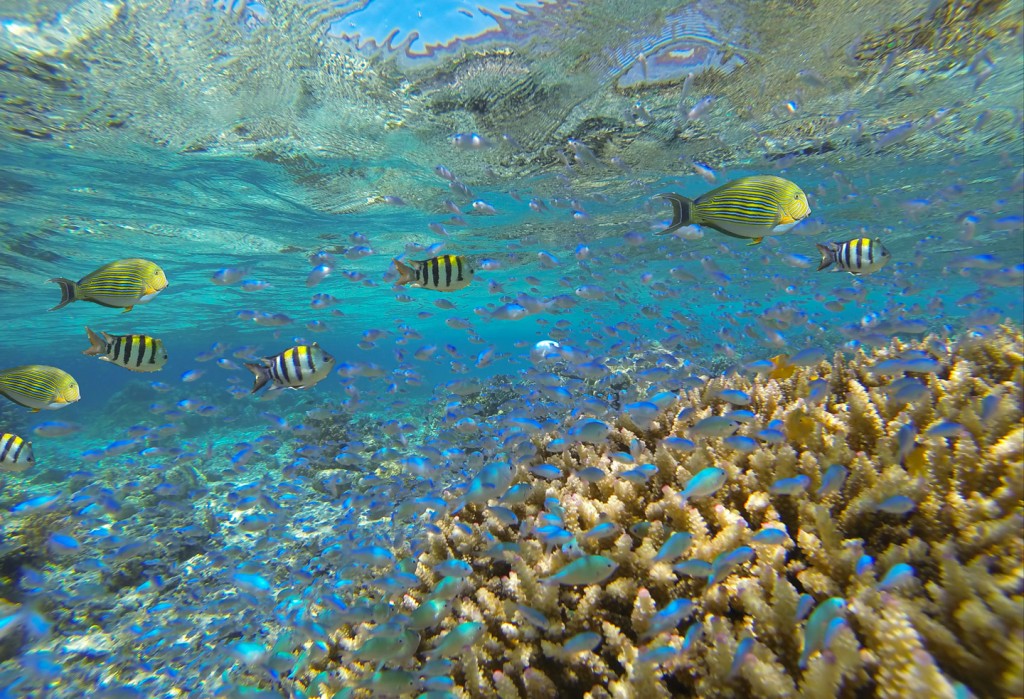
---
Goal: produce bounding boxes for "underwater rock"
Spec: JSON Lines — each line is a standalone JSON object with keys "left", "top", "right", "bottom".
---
{"left": 292, "top": 326, "right": 1023, "bottom": 698}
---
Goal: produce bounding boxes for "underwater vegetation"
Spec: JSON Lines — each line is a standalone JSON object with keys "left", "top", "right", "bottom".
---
{"left": 272, "top": 326, "right": 1024, "bottom": 699}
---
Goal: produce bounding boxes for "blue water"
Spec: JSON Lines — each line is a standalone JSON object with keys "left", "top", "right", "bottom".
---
{"left": 0, "top": 0, "right": 1022, "bottom": 697}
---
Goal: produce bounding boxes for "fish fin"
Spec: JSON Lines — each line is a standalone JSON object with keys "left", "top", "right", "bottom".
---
{"left": 392, "top": 258, "right": 417, "bottom": 285}
{"left": 121, "top": 306, "right": 133, "bottom": 313}
{"left": 47, "top": 278, "right": 78, "bottom": 311}
{"left": 815, "top": 243, "right": 835, "bottom": 271}
{"left": 654, "top": 193, "right": 694, "bottom": 235}
{"left": 30, "top": 408, "right": 40, "bottom": 413}
{"left": 747, "top": 238, "right": 763, "bottom": 246}
{"left": 244, "top": 362, "right": 271, "bottom": 393}
{"left": 82, "top": 327, "right": 107, "bottom": 356}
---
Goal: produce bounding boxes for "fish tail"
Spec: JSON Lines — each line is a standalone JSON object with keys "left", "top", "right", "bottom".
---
{"left": 47, "top": 278, "right": 78, "bottom": 311}
{"left": 392, "top": 258, "right": 417, "bottom": 285}
{"left": 654, "top": 194, "right": 694, "bottom": 235}
{"left": 82, "top": 327, "right": 107, "bottom": 356}
{"left": 815, "top": 243, "right": 836, "bottom": 271}
{"left": 244, "top": 361, "right": 271, "bottom": 393}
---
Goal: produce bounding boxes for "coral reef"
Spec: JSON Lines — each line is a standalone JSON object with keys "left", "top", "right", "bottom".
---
{"left": 290, "top": 326, "right": 1022, "bottom": 698}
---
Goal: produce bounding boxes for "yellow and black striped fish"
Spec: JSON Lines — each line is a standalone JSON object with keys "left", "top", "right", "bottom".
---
{"left": 49, "top": 258, "right": 168, "bottom": 312}
{"left": 0, "top": 433, "right": 34, "bottom": 472}
{"left": 244, "top": 343, "right": 336, "bottom": 393}
{"left": 393, "top": 255, "right": 475, "bottom": 292}
{"left": 816, "top": 238, "right": 891, "bottom": 275}
{"left": 655, "top": 175, "right": 811, "bottom": 245}
{"left": 0, "top": 365, "right": 81, "bottom": 412}
{"left": 83, "top": 327, "right": 168, "bottom": 373}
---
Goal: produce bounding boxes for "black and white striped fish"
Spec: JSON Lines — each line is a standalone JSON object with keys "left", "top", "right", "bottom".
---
{"left": 816, "top": 238, "right": 891, "bottom": 275}
{"left": 49, "top": 258, "right": 167, "bottom": 312}
{"left": 0, "top": 432, "right": 34, "bottom": 472}
{"left": 393, "top": 255, "right": 475, "bottom": 292}
{"left": 83, "top": 327, "right": 168, "bottom": 372}
{"left": 244, "top": 343, "right": 336, "bottom": 393}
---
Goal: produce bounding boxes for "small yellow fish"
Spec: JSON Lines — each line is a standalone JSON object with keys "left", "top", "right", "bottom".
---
{"left": 49, "top": 258, "right": 167, "bottom": 312}
{"left": 769, "top": 354, "right": 796, "bottom": 380}
{"left": 0, "top": 433, "right": 34, "bottom": 472}
{"left": 393, "top": 255, "right": 475, "bottom": 291}
{"left": 0, "top": 365, "right": 80, "bottom": 412}
{"left": 83, "top": 327, "right": 168, "bottom": 373}
{"left": 656, "top": 175, "right": 811, "bottom": 245}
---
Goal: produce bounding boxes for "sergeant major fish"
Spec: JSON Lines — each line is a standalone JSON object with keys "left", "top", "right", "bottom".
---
{"left": 48, "top": 258, "right": 168, "bottom": 312}
{"left": 244, "top": 344, "right": 336, "bottom": 393}
{"left": 656, "top": 175, "right": 811, "bottom": 245}
{"left": 83, "top": 327, "right": 167, "bottom": 373}
{"left": 393, "top": 255, "right": 475, "bottom": 292}
{"left": 816, "top": 238, "right": 891, "bottom": 275}
{"left": 0, "top": 433, "right": 34, "bottom": 472}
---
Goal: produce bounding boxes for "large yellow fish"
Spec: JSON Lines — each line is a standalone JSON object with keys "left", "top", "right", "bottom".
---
{"left": 0, "top": 432, "right": 34, "bottom": 472}
{"left": 393, "top": 255, "right": 475, "bottom": 292}
{"left": 0, "top": 365, "right": 80, "bottom": 411}
{"left": 49, "top": 258, "right": 168, "bottom": 312}
{"left": 656, "top": 175, "right": 810, "bottom": 245}
{"left": 83, "top": 327, "right": 168, "bottom": 372}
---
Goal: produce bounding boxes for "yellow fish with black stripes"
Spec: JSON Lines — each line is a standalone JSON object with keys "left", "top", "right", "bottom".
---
{"left": 244, "top": 343, "right": 335, "bottom": 393}
{"left": 48, "top": 258, "right": 168, "bottom": 312}
{"left": 655, "top": 175, "right": 810, "bottom": 245}
{"left": 0, "top": 365, "right": 81, "bottom": 411}
{"left": 393, "top": 254, "right": 475, "bottom": 292}
{"left": 816, "top": 237, "right": 891, "bottom": 275}
{"left": 83, "top": 327, "right": 168, "bottom": 372}
{"left": 0, "top": 432, "right": 34, "bottom": 472}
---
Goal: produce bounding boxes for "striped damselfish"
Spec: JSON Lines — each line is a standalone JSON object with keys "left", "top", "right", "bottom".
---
{"left": 244, "top": 344, "right": 336, "bottom": 393}
{"left": 83, "top": 327, "right": 167, "bottom": 373}
{"left": 393, "top": 254, "right": 475, "bottom": 292}
{"left": 0, "top": 365, "right": 81, "bottom": 411}
{"left": 0, "top": 432, "right": 34, "bottom": 472}
{"left": 48, "top": 258, "right": 167, "bottom": 312}
{"left": 816, "top": 237, "right": 891, "bottom": 275}
{"left": 656, "top": 175, "right": 810, "bottom": 244}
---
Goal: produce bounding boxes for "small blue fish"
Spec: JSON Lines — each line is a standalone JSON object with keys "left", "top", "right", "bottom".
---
{"left": 653, "top": 532, "right": 694, "bottom": 562}
{"left": 576, "top": 466, "right": 607, "bottom": 482}
{"left": 855, "top": 554, "right": 875, "bottom": 575}
{"left": 925, "top": 421, "right": 966, "bottom": 438}
{"left": 561, "top": 631, "right": 601, "bottom": 656}
{"left": 679, "top": 467, "right": 727, "bottom": 504}
{"left": 580, "top": 522, "right": 621, "bottom": 542}
{"left": 517, "top": 605, "right": 551, "bottom": 631}
{"left": 682, "top": 622, "right": 704, "bottom": 651}
{"left": 799, "top": 597, "right": 846, "bottom": 668}
{"left": 896, "top": 424, "right": 917, "bottom": 462}
{"left": 757, "top": 428, "right": 786, "bottom": 444}
{"left": 673, "top": 559, "right": 713, "bottom": 577}
{"left": 751, "top": 527, "right": 787, "bottom": 545}
{"left": 816, "top": 465, "right": 848, "bottom": 496}
{"left": 718, "top": 389, "right": 751, "bottom": 406}
{"left": 644, "top": 598, "right": 695, "bottom": 638}
{"left": 688, "top": 416, "right": 740, "bottom": 438}
{"left": 807, "top": 379, "right": 830, "bottom": 402}
{"left": 531, "top": 463, "right": 563, "bottom": 480}
{"left": 709, "top": 546, "right": 755, "bottom": 586}
{"left": 795, "top": 594, "right": 815, "bottom": 622}
{"left": 723, "top": 435, "right": 758, "bottom": 453}
{"left": 788, "top": 347, "right": 826, "bottom": 366}
{"left": 727, "top": 409, "right": 757, "bottom": 423}
{"left": 981, "top": 393, "right": 1001, "bottom": 422}
{"left": 488, "top": 506, "right": 519, "bottom": 526}
{"left": 637, "top": 644, "right": 679, "bottom": 665}
{"left": 874, "top": 495, "right": 915, "bottom": 515}
{"left": 728, "top": 636, "right": 755, "bottom": 679}
{"left": 878, "top": 563, "right": 915, "bottom": 590}
{"left": 769, "top": 474, "right": 810, "bottom": 496}
{"left": 541, "top": 555, "right": 618, "bottom": 586}
{"left": 661, "top": 436, "right": 695, "bottom": 452}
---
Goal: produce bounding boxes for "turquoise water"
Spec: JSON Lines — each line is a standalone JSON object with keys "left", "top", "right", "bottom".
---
{"left": 0, "top": 0, "right": 1022, "bottom": 697}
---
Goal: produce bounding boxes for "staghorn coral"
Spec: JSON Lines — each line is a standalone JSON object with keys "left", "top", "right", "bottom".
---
{"left": 292, "top": 326, "right": 1023, "bottom": 698}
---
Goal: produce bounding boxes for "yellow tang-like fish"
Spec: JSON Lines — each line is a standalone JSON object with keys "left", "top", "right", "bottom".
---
{"left": 0, "top": 365, "right": 81, "bottom": 412}
{"left": 656, "top": 175, "right": 811, "bottom": 245}
{"left": 83, "top": 327, "right": 168, "bottom": 373}
{"left": 244, "top": 343, "right": 336, "bottom": 393}
{"left": 0, "top": 432, "right": 34, "bottom": 472}
{"left": 393, "top": 255, "right": 475, "bottom": 292}
{"left": 49, "top": 258, "right": 168, "bottom": 312}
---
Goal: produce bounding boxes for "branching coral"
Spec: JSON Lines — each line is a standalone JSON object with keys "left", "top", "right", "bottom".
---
{"left": 293, "top": 326, "right": 1023, "bottom": 698}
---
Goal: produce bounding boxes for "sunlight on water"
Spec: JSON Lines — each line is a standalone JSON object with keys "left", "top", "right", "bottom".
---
{"left": 0, "top": 0, "right": 1022, "bottom": 697}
